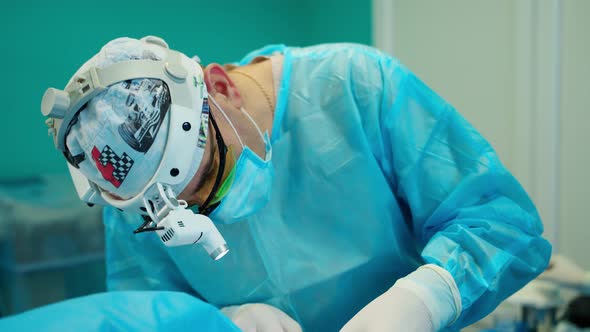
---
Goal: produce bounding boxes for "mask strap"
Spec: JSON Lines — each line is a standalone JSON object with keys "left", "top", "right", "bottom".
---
{"left": 239, "top": 106, "right": 265, "bottom": 142}
{"left": 209, "top": 96, "right": 245, "bottom": 149}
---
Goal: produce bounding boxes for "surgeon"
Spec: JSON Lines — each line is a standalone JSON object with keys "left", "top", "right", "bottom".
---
{"left": 40, "top": 36, "right": 551, "bottom": 331}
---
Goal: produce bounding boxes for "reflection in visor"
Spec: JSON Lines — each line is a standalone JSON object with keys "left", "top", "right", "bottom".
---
{"left": 118, "top": 79, "right": 171, "bottom": 153}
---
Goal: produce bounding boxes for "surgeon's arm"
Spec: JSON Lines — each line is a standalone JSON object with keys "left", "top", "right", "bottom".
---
{"left": 344, "top": 55, "right": 551, "bottom": 331}
{"left": 387, "top": 65, "right": 550, "bottom": 329}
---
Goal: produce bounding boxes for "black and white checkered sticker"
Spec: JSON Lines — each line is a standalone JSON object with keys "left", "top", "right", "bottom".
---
{"left": 98, "top": 145, "right": 134, "bottom": 183}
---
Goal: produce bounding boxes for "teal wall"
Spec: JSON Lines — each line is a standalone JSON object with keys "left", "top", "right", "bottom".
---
{"left": 0, "top": 0, "right": 371, "bottom": 178}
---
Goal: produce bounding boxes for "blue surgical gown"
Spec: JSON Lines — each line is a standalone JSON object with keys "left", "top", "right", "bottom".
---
{"left": 0, "top": 291, "right": 239, "bottom": 331}
{"left": 104, "top": 44, "right": 551, "bottom": 331}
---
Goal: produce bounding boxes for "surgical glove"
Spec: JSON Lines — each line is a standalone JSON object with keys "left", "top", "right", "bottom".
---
{"left": 340, "top": 264, "right": 462, "bottom": 332}
{"left": 220, "top": 303, "right": 302, "bottom": 332}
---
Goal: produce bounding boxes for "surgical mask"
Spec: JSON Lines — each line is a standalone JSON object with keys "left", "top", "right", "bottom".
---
{"left": 210, "top": 133, "right": 273, "bottom": 223}
{"left": 207, "top": 97, "right": 274, "bottom": 224}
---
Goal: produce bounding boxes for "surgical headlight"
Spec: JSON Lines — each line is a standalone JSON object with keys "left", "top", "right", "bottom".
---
{"left": 40, "top": 36, "right": 229, "bottom": 260}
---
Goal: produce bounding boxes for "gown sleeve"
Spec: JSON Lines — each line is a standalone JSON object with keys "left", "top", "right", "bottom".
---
{"left": 373, "top": 52, "right": 552, "bottom": 328}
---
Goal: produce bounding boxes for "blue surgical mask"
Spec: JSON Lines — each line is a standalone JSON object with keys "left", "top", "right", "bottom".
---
{"left": 209, "top": 132, "right": 273, "bottom": 224}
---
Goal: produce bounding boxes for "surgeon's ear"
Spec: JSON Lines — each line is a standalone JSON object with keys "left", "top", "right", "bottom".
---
{"left": 204, "top": 63, "right": 242, "bottom": 108}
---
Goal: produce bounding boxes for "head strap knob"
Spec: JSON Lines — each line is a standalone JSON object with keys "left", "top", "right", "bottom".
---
{"left": 41, "top": 88, "right": 70, "bottom": 118}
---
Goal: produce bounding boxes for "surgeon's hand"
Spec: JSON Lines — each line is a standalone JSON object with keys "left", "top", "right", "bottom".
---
{"left": 340, "top": 264, "right": 462, "bottom": 332}
{"left": 221, "top": 303, "right": 302, "bottom": 332}
{"left": 340, "top": 285, "right": 435, "bottom": 332}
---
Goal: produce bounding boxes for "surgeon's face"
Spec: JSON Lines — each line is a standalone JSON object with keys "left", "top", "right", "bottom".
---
{"left": 177, "top": 64, "right": 243, "bottom": 207}
{"left": 178, "top": 117, "right": 228, "bottom": 207}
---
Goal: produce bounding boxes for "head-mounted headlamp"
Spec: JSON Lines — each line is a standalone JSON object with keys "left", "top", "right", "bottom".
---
{"left": 40, "top": 36, "right": 228, "bottom": 260}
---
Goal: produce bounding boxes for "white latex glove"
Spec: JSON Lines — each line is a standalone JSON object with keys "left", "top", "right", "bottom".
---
{"left": 220, "top": 303, "right": 302, "bottom": 332}
{"left": 341, "top": 264, "right": 462, "bottom": 332}
{"left": 539, "top": 255, "right": 590, "bottom": 293}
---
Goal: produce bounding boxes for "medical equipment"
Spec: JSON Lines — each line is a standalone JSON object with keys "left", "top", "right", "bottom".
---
{"left": 0, "top": 175, "right": 105, "bottom": 314}
{"left": 559, "top": 296, "right": 590, "bottom": 331}
{"left": 40, "top": 36, "right": 228, "bottom": 260}
{"left": 509, "top": 280, "right": 563, "bottom": 332}
{"left": 539, "top": 256, "right": 590, "bottom": 294}
{"left": 482, "top": 256, "right": 590, "bottom": 332}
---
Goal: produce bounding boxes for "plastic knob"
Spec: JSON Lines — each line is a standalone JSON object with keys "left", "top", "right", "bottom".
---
{"left": 165, "top": 61, "right": 187, "bottom": 81}
{"left": 41, "top": 88, "right": 70, "bottom": 118}
{"left": 141, "top": 36, "right": 169, "bottom": 49}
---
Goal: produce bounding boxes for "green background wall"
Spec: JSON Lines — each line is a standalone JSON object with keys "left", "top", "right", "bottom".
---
{"left": 0, "top": 0, "right": 371, "bottom": 178}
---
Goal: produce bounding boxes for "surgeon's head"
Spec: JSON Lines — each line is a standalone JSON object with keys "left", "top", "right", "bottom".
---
{"left": 58, "top": 36, "right": 267, "bottom": 213}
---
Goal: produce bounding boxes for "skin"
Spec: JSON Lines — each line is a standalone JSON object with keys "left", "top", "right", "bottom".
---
{"left": 177, "top": 57, "right": 277, "bottom": 207}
